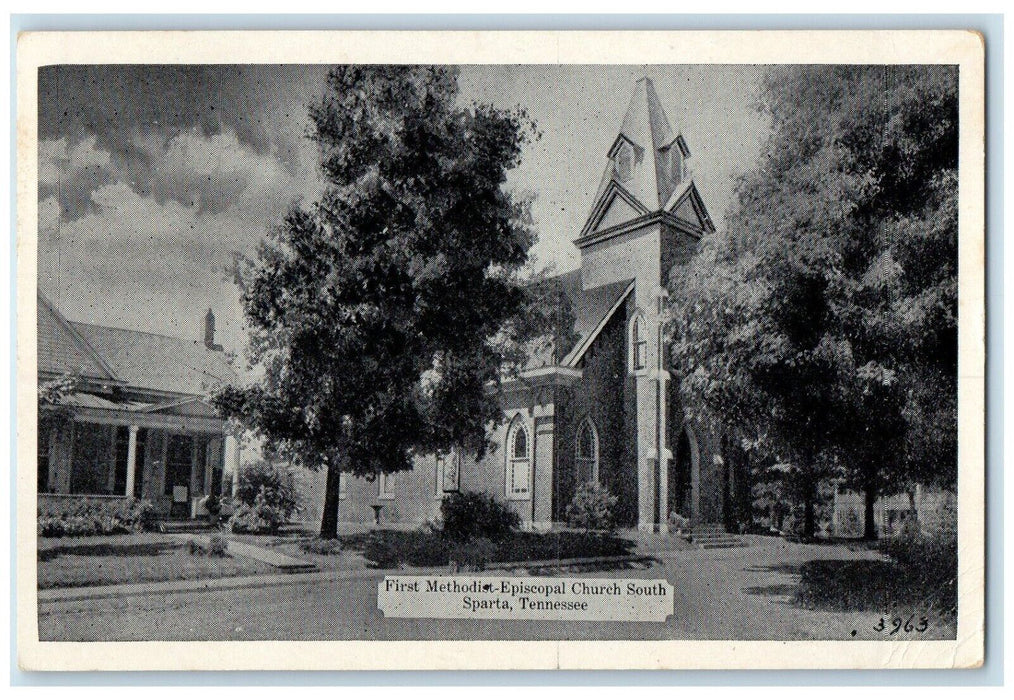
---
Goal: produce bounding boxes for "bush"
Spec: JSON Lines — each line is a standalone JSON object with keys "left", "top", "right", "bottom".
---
{"left": 207, "top": 534, "right": 229, "bottom": 557}
{"left": 440, "top": 491, "right": 520, "bottom": 543}
{"left": 363, "top": 533, "right": 401, "bottom": 569}
{"left": 565, "top": 482, "right": 618, "bottom": 532}
{"left": 228, "top": 490, "right": 289, "bottom": 534}
{"left": 302, "top": 537, "right": 343, "bottom": 556}
{"left": 186, "top": 534, "right": 230, "bottom": 558}
{"left": 38, "top": 497, "right": 157, "bottom": 538}
{"left": 448, "top": 537, "right": 498, "bottom": 572}
{"left": 234, "top": 461, "right": 299, "bottom": 521}
{"left": 496, "top": 530, "right": 633, "bottom": 563}
{"left": 361, "top": 530, "right": 450, "bottom": 568}
{"left": 880, "top": 520, "right": 957, "bottom": 613}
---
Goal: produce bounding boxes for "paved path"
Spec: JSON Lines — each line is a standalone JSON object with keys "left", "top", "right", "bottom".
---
{"left": 37, "top": 539, "right": 957, "bottom": 642}
{"left": 164, "top": 533, "right": 318, "bottom": 572}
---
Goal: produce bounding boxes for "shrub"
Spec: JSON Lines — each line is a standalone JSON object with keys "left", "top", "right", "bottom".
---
{"left": 228, "top": 490, "right": 289, "bottom": 534}
{"left": 361, "top": 530, "right": 449, "bottom": 568}
{"left": 880, "top": 516, "right": 958, "bottom": 613}
{"left": 186, "top": 534, "right": 230, "bottom": 557}
{"left": 448, "top": 537, "right": 498, "bottom": 572}
{"left": 363, "top": 533, "right": 401, "bottom": 569}
{"left": 496, "top": 530, "right": 633, "bottom": 563}
{"left": 37, "top": 497, "right": 157, "bottom": 538}
{"left": 440, "top": 491, "right": 520, "bottom": 543}
{"left": 565, "top": 482, "right": 618, "bottom": 532}
{"left": 234, "top": 461, "right": 299, "bottom": 521}
{"left": 207, "top": 534, "right": 229, "bottom": 557}
{"left": 302, "top": 537, "right": 343, "bottom": 556}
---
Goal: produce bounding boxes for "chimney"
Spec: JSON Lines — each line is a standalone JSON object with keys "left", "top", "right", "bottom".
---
{"left": 204, "top": 308, "right": 223, "bottom": 351}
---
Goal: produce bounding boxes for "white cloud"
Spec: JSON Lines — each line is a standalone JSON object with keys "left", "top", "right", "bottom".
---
{"left": 39, "top": 136, "right": 112, "bottom": 187}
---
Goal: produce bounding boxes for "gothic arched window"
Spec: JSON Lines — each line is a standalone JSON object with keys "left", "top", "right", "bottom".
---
{"left": 505, "top": 417, "right": 531, "bottom": 500}
{"left": 575, "top": 417, "right": 599, "bottom": 484}
{"left": 631, "top": 313, "right": 648, "bottom": 371}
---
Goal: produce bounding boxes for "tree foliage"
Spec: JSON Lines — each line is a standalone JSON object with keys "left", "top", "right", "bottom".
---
{"left": 668, "top": 66, "right": 958, "bottom": 537}
{"left": 39, "top": 373, "right": 79, "bottom": 436}
{"left": 213, "top": 66, "right": 542, "bottom": 537}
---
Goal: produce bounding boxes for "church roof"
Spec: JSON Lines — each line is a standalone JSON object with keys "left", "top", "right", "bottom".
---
{"left": 525, "top": 269, "right": 634, "bottom": 370}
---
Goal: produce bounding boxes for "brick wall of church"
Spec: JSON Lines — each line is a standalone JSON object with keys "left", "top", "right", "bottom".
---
{"left": 555, "top": 301, "right": 638, "bottom": 527}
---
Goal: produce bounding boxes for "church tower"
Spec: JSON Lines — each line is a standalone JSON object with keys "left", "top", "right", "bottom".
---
{"left": 575, "top": 77, "right": 716, "bottom": 532}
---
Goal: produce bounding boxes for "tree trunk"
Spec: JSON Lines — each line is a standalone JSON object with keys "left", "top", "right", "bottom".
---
{"left": 862, "top": 477, "right": 878, "bottom": 541}
{"left": 906, "top": 486, "right": 920, "bottom": 535}
{"left": 802, "top": 480, "right": 816, "bottom": 540}
{"left": 320, "top": 465, "right": 341, "bottom": 540}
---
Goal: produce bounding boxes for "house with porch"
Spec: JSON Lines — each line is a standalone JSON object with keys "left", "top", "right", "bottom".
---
{"left": 336, "top": 77, "right": 741, "bottom": 534}
{"left": 37, "top": 292, "right": 240, "bottom": 519}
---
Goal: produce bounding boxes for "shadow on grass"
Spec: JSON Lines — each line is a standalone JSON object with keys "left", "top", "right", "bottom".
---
{"left": 743, "top": 558, "right": 957, "bottom": 615}
{"left": 38, "top": 541, "right": 180, "bottom": 562}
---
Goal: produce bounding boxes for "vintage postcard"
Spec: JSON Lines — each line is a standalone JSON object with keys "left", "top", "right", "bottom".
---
{"left": 15, "top": 30, "right": 985, "bottom": 671}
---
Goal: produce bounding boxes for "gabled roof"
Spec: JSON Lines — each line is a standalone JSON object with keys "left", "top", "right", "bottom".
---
{"left": 37, "top": 292, "right": 119, "bottom": 382}
{"left": 525, "top": 269, "right": 634, "bottom": 370}
{"left": 580, "top": 179, "right": 651, "bottom": 237}
{"left": 71, "top": 322, "right": 238, "bottom": 397}
{"left": 663, "top": 179, "right": 716, "bottom": 233}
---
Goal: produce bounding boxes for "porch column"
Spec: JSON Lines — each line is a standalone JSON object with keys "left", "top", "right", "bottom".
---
{"left": 225, "top": 434, "right": 241, "bottom": 497}
{"left": 124, "top": 425, "right": 139, "bottom": 497}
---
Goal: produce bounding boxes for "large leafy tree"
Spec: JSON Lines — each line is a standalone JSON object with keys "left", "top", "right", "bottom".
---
{"left": 669, "top": 66, "right": 957, "bottom": 539}
{"left": 215, "top": 66, "right": 541, "bottom": 538}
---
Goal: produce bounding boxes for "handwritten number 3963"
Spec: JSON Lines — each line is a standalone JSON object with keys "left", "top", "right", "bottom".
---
{"left": 874, "top": 615, "right": 929, "bottom": 634}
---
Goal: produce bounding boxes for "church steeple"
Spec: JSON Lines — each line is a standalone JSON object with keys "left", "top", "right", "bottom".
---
{"left": 576, "top": 77, "right": 715, "bottom": 291}
{"left": 589, "top": 77, "right": 691, "bottom": 220}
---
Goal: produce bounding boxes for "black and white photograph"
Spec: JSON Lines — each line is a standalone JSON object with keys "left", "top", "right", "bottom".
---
{"left": 16, "top": 30, "right": 985, "bottom": 671}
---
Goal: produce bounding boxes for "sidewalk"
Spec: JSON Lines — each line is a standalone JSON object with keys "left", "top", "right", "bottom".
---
{"left": 38, "top": 566, "right": 385, "bottom": 604}
{"left": 164, "top": 532, "right": 318, "bottom": 572}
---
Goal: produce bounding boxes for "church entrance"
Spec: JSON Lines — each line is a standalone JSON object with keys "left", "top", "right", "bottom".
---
{"left": 668, "top": 428, "right": 693, "bottom": 522}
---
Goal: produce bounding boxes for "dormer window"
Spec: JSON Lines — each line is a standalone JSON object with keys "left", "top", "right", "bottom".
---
{"left": 613, "top": 141, "right": 634, "bottom": 182}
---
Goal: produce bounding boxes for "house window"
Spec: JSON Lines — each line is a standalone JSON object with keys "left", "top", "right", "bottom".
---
{"left": 575, "top": 417, "right": 599, "bottom": 484}
{"left": 506, "top": 418, "right": 531, "bottom": 500}
{"left": 37, "top": 428, "right": 51, "bottom": 493}
{"left": 631, "top": 314, "right": 648, "bottom": 371}
{"left": 614, "top": 141, "right": 633, "bottom": 181}
{"left": 436, "top": 451, "right": 460, "bottom": 496}
{"left": 70, "top": 422, "right": 115, "bottom": 495}
{"left": 378, "top": 472, "right": 396, "bottom": 500}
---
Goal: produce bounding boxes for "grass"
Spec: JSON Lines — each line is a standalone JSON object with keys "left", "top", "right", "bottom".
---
{"left": 795, "top": 558, "right": 957, "bottom": 616}
{"left": 37, "top": 532, "right": 274, "bottom": 589}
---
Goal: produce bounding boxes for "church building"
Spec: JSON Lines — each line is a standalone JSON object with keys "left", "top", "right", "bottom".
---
{"left": 336, "top": 77, "right": 730, "bottom": 534}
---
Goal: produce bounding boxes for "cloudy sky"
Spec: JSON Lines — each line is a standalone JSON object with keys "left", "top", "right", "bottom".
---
{"left": 38, "top": 64, "right": 770, "bottom": 369}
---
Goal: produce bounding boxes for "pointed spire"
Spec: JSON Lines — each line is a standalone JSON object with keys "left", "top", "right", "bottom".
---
{"left": 586, "top": 77, "right": 690, "bottom": 223}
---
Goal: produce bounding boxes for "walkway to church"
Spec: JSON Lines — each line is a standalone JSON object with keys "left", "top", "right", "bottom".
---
{"left": 37, "top": 537, "right": 956, "bottom": 642}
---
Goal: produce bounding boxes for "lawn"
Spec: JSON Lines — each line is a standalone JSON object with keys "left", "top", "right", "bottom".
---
{"left": 37, "top": 532, "right": 275, "bottom": 589}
